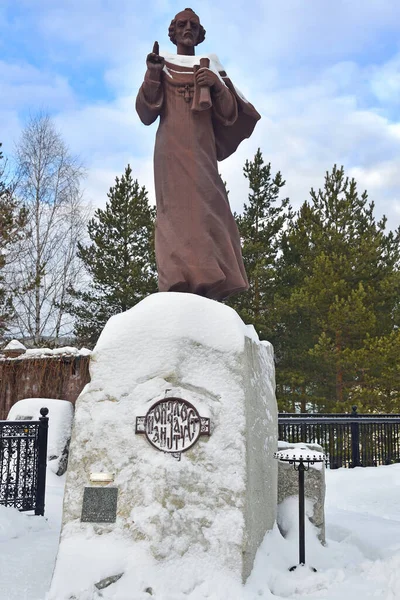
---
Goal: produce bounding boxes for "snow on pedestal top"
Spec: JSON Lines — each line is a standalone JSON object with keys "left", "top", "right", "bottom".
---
{"left": 277, "top": 441, "right": 326, "bottom": 470}
{"left": 3, "top": 339, "right": 26, "bottom": 351}
{"left": 96, "top": 292, "right": 260, "bottom": 355}
{"left": 90, "top": 292, "right": 265, "bottom": 404}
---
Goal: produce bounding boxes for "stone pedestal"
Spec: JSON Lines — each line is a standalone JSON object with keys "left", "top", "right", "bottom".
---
{"left": 48, "top": 293, "right": 277, "bottom": 599}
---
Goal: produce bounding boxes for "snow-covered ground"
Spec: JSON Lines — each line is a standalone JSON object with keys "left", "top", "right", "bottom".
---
{"left": 2, "top": 465, "right": 400, "bottom": 599}
{"left": 0, "top": 470, "right": 64, "bottom": 600}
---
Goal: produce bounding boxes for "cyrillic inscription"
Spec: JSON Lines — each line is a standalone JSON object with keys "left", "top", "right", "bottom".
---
{"left": 136, "top": 398, "right": 210, "bottom": 454}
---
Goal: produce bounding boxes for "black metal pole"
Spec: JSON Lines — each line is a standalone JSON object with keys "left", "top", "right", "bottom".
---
{"left": 274, "top": 452, "right": 321, "bottom": 573}
{"left": 298, "top": 460, "right": 306, "bottom": 565}
{"left": 35, "top": 407, "right": 49, "bottom": 516}
{"left": 350, "top": 405, "right": 360, "bottom": 468}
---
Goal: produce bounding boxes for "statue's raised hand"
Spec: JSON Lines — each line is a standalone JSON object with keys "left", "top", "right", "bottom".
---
{"left": 146, "top": 41, "right": 164, "bottom": 79}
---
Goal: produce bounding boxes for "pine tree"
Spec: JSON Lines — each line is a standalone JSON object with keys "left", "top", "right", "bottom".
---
{"left": 275, "top": 165, "right": 400, "bottom": 412}
{"left": 70, "top": 165, "right": 157, "bottom": 347}
{"left": 349, "top": 329, "right": 400, "bottom": 413}
{"left": 0, "top": 143, "right": 27, "bottom": 338}
{"left": 229, "top": 149, "right": 292, "bottom": 341}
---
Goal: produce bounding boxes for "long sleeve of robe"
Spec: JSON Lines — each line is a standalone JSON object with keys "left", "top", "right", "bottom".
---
{"left": 136, "top": 57, "right": 260, "bottom": 301}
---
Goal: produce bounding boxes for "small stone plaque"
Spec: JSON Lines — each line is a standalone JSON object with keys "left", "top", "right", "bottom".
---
{"left": 81, "top": 487, "right": 118, "bottom": 523}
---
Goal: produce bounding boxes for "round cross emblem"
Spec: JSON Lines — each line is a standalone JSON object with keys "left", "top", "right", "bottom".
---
{"left": 136, "top": 397, "right": 210, "bottom": 455}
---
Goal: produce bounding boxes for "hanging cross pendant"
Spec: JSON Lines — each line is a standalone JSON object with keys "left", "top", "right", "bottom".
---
{"left": 178, "top": 84, "right": 194, "bottom": 103}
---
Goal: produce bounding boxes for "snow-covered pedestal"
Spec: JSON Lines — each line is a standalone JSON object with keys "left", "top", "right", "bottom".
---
{"left": 2, "top": 339, "right": 26, "bottom": 358}
{"left": 48, "top": 293, "right": 277, "bottom": 600}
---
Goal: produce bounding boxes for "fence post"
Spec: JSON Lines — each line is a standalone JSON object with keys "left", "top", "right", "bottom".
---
{"left": 350, "top": 405, "right": 360, "bottom": 468}
{"left": 35, "top": 407, "right": 49, "bottom": 516}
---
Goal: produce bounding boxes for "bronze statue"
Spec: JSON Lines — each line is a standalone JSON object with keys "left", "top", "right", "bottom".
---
{"left": 136, "top": 8, "right": 260, "bottom": 301}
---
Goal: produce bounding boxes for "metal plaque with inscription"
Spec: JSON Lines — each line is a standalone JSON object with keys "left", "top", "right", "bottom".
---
{"left": 136, "top": 397, "right": 210, "bottom": 457}
{"left": 81, "top": 487, "right": 118, "bottom": 523}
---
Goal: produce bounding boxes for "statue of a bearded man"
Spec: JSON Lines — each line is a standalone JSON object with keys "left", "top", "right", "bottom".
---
{"left": 136, "top": 8, "right": 260, "bottom": 301}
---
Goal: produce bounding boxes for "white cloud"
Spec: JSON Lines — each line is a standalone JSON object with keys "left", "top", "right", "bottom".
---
{"left": 1, "top": 0, "right": 400, "bottom": 234}
{"left": 0, "top": 61, "right": 75, "bottom": 111}
{"left": 10, "top": 0, "right": 400, "bottom": 72}
{"left": 17, "top": 0, "right": 174, "bottom": 64}
{"left": 52, "top": 95, "right": 157, "bottom": 208}
{"left": 370, "top": 53, "right": 400, "bottom": 105}
{"left": 0, "top": 110, "right": 22, "bottom": 153}
{"left": 23, "top": 55, "right": 400, "bottom": 232}
{"left": 246, "top": 0, "right": 400, "bottom": 66}
{"left": 82, "top": 158, "right": 155, "bottom": 212}
{"left": 350, "top": 161, "right": 400, "bottom": 221}
{"left": 218, "top": 62, "right": 400, "bottom": 228}
{"left": 0, "top": 59, "right": 77, "bottom": 158}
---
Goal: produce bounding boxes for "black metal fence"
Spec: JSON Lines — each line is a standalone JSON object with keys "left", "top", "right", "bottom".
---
{"left": 278, "top": 406, "right": 400, "bottom": 468}
{"left": 0, "top": 407, "right": 49, "bottom": 514}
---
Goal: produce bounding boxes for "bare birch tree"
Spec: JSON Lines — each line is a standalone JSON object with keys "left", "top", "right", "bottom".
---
{"left": 10, "top": 114, "right": 88, "bottom": 345}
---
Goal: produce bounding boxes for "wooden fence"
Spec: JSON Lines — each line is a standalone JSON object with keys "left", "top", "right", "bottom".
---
{"left": 0, "top": 355, "right": 90, "bottom": 419}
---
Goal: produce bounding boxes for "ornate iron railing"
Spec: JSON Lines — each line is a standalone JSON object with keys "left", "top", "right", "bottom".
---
{"left": 278, "top": 406, "right": 400, "bottom": 468}
{"left": 0, "top": 408, "right": 49, "bottom": 514}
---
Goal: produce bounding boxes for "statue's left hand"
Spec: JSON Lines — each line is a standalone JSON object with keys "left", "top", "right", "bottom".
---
{"left": 195, "top": 68, "right": 222, "bottom": 90}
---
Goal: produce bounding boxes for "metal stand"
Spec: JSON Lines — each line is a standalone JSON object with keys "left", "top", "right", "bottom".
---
{"left": 274, "top": 450, "right": 325, "bottom": 572}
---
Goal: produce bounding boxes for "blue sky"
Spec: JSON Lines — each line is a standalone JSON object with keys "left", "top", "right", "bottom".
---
{"left": 1, "top": 0, "right": 400, "bottom": 230}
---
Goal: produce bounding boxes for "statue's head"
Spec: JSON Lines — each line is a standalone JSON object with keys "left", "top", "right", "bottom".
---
{"left": 168, "top": 8, "right": 206, "bottom": 48}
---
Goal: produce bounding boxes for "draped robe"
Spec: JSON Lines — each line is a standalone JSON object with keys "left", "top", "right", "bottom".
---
{"left": 136, "top": 53, "right": 260, "bottom": 301}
